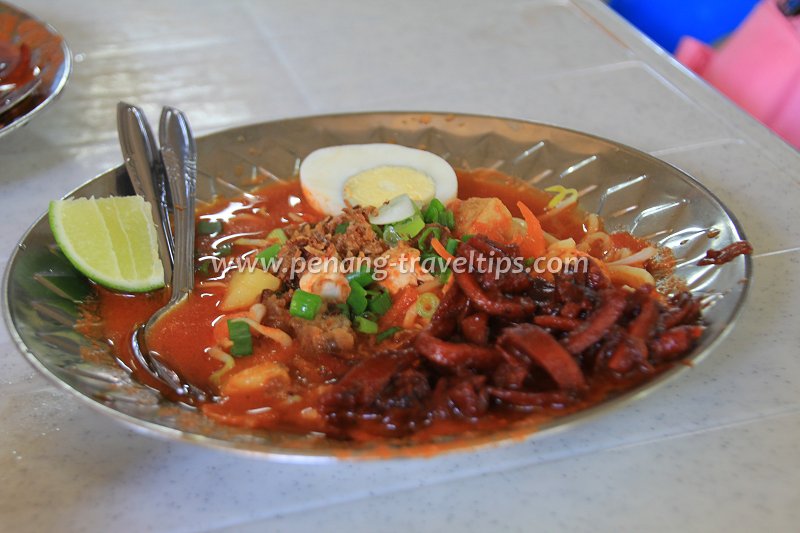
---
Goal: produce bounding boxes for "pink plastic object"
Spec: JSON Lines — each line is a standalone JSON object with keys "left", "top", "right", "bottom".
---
{"left": 676, "top": 0, "right": 800, "bottom": 148}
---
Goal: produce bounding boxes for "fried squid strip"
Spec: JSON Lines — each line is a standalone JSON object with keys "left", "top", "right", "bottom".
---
{"left": 454, "top": 270, "right": 535, "bottom": 318}
{"left": 415, "top": 331, "right": 499, "bottom": 370}
{"left": 650, "top": 326, "right": 704, "bottom": 361}
{"left": 461, "top": 238, "right": 533, "bottom": 293}
{"left": 460, "top": 312, "right": 490, "bottom": 344}
{"left": 435, "top": 376, "right": 489, "bottom": 418}
{"left": 487, "top": 387, "right": 572, "bottom": 408}
{"left": 562, "top": 289, "right": 627, "bottom": 354}
{"left": 608, "top": 294, "right": 660, "bottom": 373}
{"left": 697, "top": 240, "right": 753, "bottom": 266}
{"left": 534, "top": 315, "right": 580, "bottom": 331}
{"left": 498, "top": 324, "right": 587, "bottom": 390}
{"left": 428, "top": 285, "right": 468, "bottom": 338}
{"left": 662, "top": 292, "right": 702, "bottom": 329}
{"left": 320, "top": 349, "right": 417, "bottom": 412}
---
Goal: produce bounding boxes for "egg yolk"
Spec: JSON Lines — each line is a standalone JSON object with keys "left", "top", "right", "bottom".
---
{"left": 343, "top": 166, "right": 435, "bottom": 208}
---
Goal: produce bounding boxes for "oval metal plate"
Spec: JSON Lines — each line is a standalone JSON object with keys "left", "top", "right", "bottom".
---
{"left": 2, "top": 112, "right": 751, "bottom": 461}
{"left": 0, "top": 1, "right": 72, "bottom": 138}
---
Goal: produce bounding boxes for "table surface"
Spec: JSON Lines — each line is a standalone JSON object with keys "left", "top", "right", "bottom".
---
{"left": 2, "top": 1, "right": 799, "bottom": 531}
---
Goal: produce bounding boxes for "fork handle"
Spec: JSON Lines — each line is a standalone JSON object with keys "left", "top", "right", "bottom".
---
{"left": 159, "top": 107, "right": 197, "bottom": 301}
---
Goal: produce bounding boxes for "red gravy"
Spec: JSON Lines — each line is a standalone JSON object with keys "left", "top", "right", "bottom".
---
{"left": 94, "top": 170, "right": 669, "bottom": 441}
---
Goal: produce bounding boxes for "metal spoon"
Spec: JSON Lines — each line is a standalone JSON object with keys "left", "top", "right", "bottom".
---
{"left": 126, "top": 106, "right": 208, "bottom": 403}
{"left": 117, "top": 102, "right": 174, "bottom": 279}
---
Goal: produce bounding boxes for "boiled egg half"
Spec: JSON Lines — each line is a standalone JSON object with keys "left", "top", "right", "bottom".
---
{"left": 299, "top": 143, "right": 457, "bottom": 215}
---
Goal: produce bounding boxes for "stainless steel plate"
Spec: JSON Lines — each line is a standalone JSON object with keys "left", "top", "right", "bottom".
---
{"left": 3, "top": 112, "right": 751, "bottom": 461}
{"left": 0, "top": 2, "right": 71, "bottom": 138}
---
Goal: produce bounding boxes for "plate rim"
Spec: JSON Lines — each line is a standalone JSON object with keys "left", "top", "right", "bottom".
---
{"left": 0, "top": 1, "right": 73, "bottom": 138}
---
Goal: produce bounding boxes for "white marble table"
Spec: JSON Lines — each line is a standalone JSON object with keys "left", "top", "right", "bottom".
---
{"left": 2, "top": 1, "right": 799, "bottom": 531}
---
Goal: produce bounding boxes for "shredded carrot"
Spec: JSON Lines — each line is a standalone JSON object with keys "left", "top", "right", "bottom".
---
{"left": 515, "top": 201, "right": 547, "bottom": 258}
{"left": 380, "top": 286, "right": 419, "bottom": 329}
{"left": 431, "top": 237, "right": 456, "bottom": 262}
{"left": 442, "top": 271, "right": 456, "bottom": 294}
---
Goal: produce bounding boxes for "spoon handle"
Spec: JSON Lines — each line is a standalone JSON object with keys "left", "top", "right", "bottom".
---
{"left": 159, "top": 107, "right": 197, "bottom": 302}
{"left": 116, "top": 102, "right": 174, "bottom": 283}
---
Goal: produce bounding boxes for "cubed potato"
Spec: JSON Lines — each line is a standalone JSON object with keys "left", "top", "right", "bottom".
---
{"left": 220, "top": 269, "right": 281, "bottom": 311}
{"left": 454, "top": 197, "right": 515, "bottom": 242}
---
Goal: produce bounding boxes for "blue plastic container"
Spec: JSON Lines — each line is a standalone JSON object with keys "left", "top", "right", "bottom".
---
{"left": 609, "top": 0, "right": 759, "bottom": 52}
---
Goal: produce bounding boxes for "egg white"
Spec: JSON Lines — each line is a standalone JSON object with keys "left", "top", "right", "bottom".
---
{"left": 299, "top": 143, "right": 457, "bottom": 215}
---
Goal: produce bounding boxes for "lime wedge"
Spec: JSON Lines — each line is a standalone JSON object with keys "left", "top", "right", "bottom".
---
{"left": 48, "top": 196, "right": 165, "bottom": 292}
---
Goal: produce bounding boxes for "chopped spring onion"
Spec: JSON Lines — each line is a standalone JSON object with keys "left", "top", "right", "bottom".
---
{"left": 196, "top": 260, "right": 211, "bottom": 274}
{"left": 392, "top": 211, "right": 425, "bottom": 239}
{"left": 368, "top": 290, "right": 392, "bottom": 315}
{"left": 334, "top": 222, "right": 350, "bottom": 234}
{"left": 376, "top": 326, "right": 403, "bottom": 342}
{"left": 460, "top": 233, "right": 475, "bottom": 243}
{"left": 418, "top": 226, "right": 442, "bottom": 251}
{"left": 442, "top": 209, "right": 455, "bottom": 230}
{"left": 369, "top": 194, "right": 417, "bottom": 225}
{"left": 227, "top": 319, "right": 253, "bottom": 356}
{"left": 267, "top": 228, "right": 288, "bottom": 244}
{"left": 290, "top": 289, "right": 323, "bottom": 320}
{"left": 347, "top": 281, "right": 369, "bottom": 315}
{"left": 197, "top": 219, "right": 223, "bottom": 236}
{"left": 354, "top": 316, "right": 379, "bottom": 334}
{"left": 346, "top": 269, "right": 373, "bottom": 287}
{"left": 416, "top": 292, "right": 440, "bottom": 318}
{"left": 422, "top": 198, "right": 455, "bottom": 229}
{"left": 544, "top": 185, "right": 579, "bottom": 209}
{"left": 423, "top": 198, "right": 445, "bottom": 224}
{"left": 438, "top": 268, "right": 452, "bottom": 284}
{"left": 360, "top": 310, "right": 379, "bottom": 322}
{"left": 336, "top": 302, "right": 351, "bottom": 319}
{"left": 256, "top": 243, "right": 282, "bottom": 268}
{"left": 215, "top": 242, "right": 232, "bottom": 257}
{"left": 445, "top": 237, "right": 459, "bottom": 256}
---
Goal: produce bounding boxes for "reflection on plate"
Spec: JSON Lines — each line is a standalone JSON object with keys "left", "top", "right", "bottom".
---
{"left": 2, "top": 112, "right": 751, "bottom": 461}
{"left": 0, "top": 2, "right": 71, "bottom": 138}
